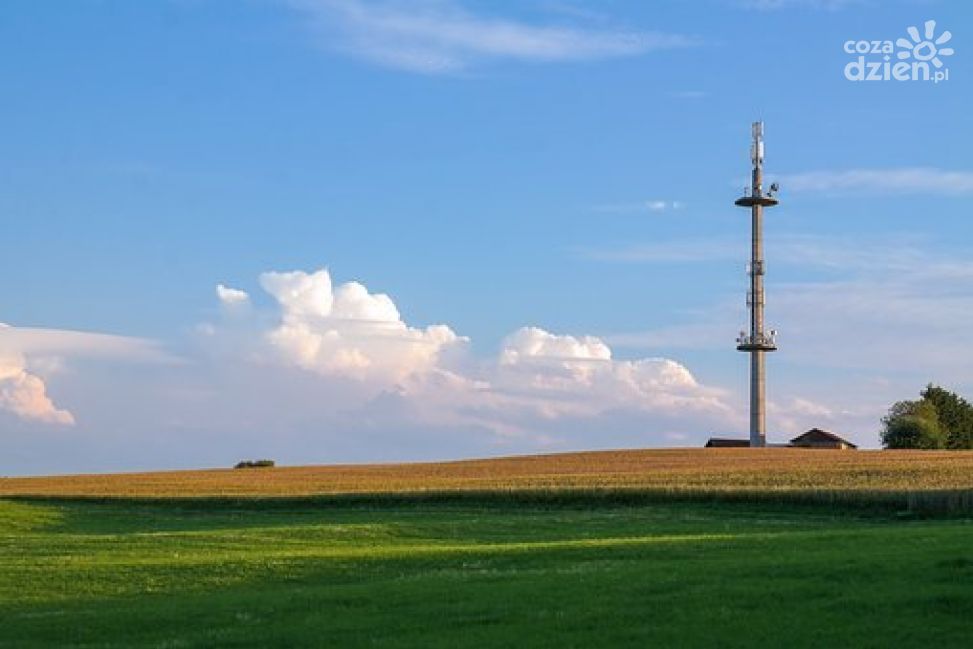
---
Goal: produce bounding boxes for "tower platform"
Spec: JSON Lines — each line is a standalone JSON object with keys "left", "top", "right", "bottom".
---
{"left": 735, "top": 195, "right": 779, "bottom": 207}
{"left": 736, "top": 342, "right": 777, "bottom": 352}
{"left": 736, "top": 331, "right": 777, "bottom": 352}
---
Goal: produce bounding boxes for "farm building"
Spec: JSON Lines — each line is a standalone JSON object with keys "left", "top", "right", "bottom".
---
{"left": 789, "top": 428, "right": 857, "bottom": 450}
{"left": 703, "top": 429, "right": 857, "bottom": 449}
{"left": 704, "top": 438, "right": 750, "bottom": 448}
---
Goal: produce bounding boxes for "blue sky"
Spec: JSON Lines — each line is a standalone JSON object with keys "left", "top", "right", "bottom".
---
{"left": 1, "top": 0, "right": 971, "bottom": 474}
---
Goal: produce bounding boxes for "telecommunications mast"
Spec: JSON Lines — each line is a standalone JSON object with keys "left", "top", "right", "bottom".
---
{"left": 735, "top": 122, "right": 779, "bottom": 448}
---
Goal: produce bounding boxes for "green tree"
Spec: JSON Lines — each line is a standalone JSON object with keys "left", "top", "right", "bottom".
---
{"left": 920, "top": 384, "right": 973, "bottom": 449}
{"left": 880, "top": 399, "right": 945, "bottom": 449}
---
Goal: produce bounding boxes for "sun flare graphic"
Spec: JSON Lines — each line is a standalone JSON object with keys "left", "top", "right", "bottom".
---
{"left": 897, "top": 20, "right": 954, "bottom": 68}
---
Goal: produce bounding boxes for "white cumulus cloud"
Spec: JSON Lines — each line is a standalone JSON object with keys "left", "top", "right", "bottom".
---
{"left": 501, "top": 326, "right": 611, "bottom": 365}
{"left": 216, "top": 283, "right": 250, "bottom": 307}
{"left": 257, "top": 268, "right": 465, "bottom": 381}
{"left": 0, "top": 349, "right": 74, "bottom": 425}
{"left": 495, "top": 326, "right": 725, "bottom": 423}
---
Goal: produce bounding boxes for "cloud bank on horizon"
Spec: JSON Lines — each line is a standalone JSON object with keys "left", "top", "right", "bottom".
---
{"left": 204, "top": 267, "right": 734, "bottom": 435}
{"left": 0, "top": 266, "right": 740, "bottom": 473}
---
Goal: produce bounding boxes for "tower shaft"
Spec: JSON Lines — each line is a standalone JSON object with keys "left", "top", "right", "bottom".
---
{"left": 735, "top": 122, "right": 778, "bottom": 448}
{"left": 750, "top": 345, "right": 766, "bottom": 445}
{"left": 750, "top": 164, "right": 766, "bottom": 446}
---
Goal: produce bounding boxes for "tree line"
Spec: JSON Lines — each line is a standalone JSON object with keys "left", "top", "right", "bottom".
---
{"left": 881, "top": 385, "right": 973, "bottom": 449}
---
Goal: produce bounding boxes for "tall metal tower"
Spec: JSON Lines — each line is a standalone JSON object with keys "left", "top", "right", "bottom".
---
{"left": 735, "top": 121, "right": 778, "bottom": 448}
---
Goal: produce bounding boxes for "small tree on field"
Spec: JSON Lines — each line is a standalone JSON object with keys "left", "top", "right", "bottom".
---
{"left": 880, "top": 399, "right": 945, "bottom": 449}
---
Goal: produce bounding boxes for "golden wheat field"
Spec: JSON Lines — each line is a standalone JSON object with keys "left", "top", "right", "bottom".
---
{"left": 3, "top": 448, "right": 973, "bottom": 499}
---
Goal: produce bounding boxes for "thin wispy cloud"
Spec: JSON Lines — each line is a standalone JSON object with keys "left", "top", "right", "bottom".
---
{"left": 739, "top": 0, "right": 863, "bottom": 10}
{"left": 0, "top": 326, "right": 173, "bottom": 364}
{"left": 647, "top": 200, "right": 684, "bottom": 211}
{"left": 599, "top": 233, "right": 973, "bottom": 442}
{"left": 600, "top": 233, "right": 973, "bottom": 367}
{"left": 292, "top": 0, "right": 698, "bottom": 74}
{"left": 606, "top": 321, "right": 733, "bottom": 352}
{"left": 576, "top": 237, "right": 737, "bottom": 263}
{"left": 666, "top": 90, "right": 709, "bottom": 99}
{"left": 592, "top": 199, "right": 685, "bottom": 214}
{"left": 577, "top": 233, "right": 970, "bottom": 272}
{"left": 776, "top": 168, "right": 973, "bottom": 195}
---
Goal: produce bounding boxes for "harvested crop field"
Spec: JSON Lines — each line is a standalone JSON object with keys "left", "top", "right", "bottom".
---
{"left": 4, "top": 449, "right": 973, "bottom": 512}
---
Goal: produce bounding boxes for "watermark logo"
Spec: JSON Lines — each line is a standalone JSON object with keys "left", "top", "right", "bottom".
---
{"left": 844, "top": 20, "right": 954, "bottom": 83}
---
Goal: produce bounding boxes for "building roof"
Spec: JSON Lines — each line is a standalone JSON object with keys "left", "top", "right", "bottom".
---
{"left": 789, "top": 428, "right": 857, "bottom": 449}
{"left": 704, "top": 437, "right": 750, "bottom": 448}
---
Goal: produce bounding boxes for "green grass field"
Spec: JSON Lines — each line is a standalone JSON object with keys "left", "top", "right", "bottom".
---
{"left": 2, "top": 495, "right": 972, "bottom": 648}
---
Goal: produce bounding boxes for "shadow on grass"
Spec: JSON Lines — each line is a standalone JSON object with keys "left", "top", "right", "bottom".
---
{"left": 7, "top": 484, "right": 973, "bottom": 516}
{"left": 4, "top": 486, "right": 968, "bottom": 538}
